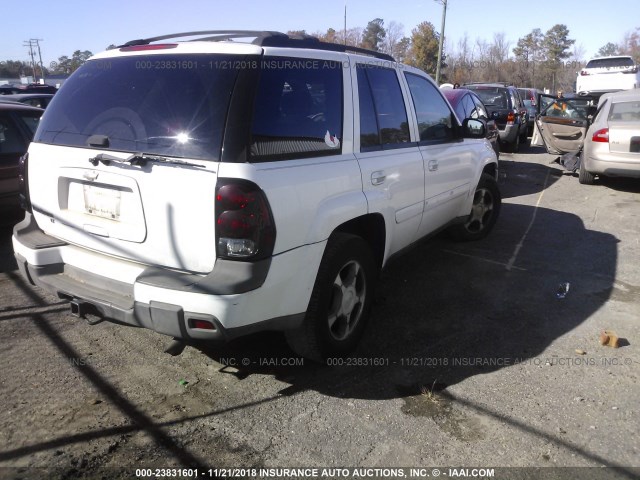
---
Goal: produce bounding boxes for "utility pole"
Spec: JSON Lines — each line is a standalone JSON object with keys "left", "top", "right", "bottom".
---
{"left": 31, "top": 39, "right": 46, "bottom": 83}
{"left": 344, "top": 3, "right": 347, "bottom": 45}
{"left": 435, "top": 0, "right": 448, "bottom": 84}
{"left": 23, "top": 40, "right": 38, "bottom": 82}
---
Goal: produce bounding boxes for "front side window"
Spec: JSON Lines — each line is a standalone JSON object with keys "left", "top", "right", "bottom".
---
{"left": 35, "top": 54, "right": 246, "bottom": 160}
{"left": 357, "top": 64, "right": 410, "bottom": 151}
{"left": 250, "top": 58, "right": 343, "bottom": 161}
{"left": 404, "top": 72, "right": 454, "bottom": 143}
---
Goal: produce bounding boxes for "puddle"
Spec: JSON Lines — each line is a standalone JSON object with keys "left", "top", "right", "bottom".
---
{"left": 398, "top": 383, "right": 486, "bottom": 441}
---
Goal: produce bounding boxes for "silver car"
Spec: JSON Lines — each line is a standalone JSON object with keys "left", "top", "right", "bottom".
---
{"left": 580, "top": 90, "right": 640, "bottom": 184}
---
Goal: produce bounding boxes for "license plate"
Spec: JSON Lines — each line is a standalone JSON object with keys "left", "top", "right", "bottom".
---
{"left": 83, "top": 185, "right": 121, "bottom": 220}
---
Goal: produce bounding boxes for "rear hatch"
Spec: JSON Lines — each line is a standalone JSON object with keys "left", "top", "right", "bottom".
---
{"left": 466, "top": 86, "right": 512, "bottom": 128}
{"left": 28, "top": 46, "right": 260, "bottom": 273}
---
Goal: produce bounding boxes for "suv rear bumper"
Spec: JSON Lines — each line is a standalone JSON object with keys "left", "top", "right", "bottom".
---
{"left": 498, "top": 124, "right": 519, "bottom": 144}
{"left": 13, "top": 213, "right": 322, "bottom": 342}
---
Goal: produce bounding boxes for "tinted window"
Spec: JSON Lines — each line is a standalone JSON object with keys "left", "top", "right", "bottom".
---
{"left": 471, "top": 95, "right": 488, "bottom": 118}
{"left": 0, "top": 116, "right": 26, "bottom": 154}
{"left": 35, "top": 54, "right": 245, "bottom": 161}
{"left": 357, "top": 65, "right": 410, "bottom": 150}
{"left": 461, "top": 94, "right": 476, "bottom": 119}
{"left": 250, "top": 58, "right": 343, "bottom": 161}
{"left": 16, "top": 111, "right": 42, "bottom": 136}
{"left": 467, "top": 87, "right": 508, "bottom": 109}
{"left": 404, "top": 72, "right": 454, "bottom": 142}
{"left": 586, "top": 57, "right": 634, "bottom": 68}
{"left": 452, "top": 97, "right": 467, "bottom": 123}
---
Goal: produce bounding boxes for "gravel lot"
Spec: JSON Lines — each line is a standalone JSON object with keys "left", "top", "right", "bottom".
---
{"left": 0, "top": 143, "right": 638, "bottom": 480}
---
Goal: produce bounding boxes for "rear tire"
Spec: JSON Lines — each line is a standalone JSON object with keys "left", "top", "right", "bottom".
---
{"left": 449, "top": 174, "right": 501, "bottom": 242}
{"left": 578, "top": 153, "right": 596, "bottom": 185}
{"left": 285, "top": 233, "right": 377, "bottom": 362}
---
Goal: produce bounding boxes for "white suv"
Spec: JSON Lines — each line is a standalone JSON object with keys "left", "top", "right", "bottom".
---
{"left": 577, "top": 55, "right": 640, "bottom": 95}
{"left": 12, "top": 31, "right": 500, "bottom": 360}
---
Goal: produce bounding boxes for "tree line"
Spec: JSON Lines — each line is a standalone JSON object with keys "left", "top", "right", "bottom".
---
{"left": 2, "top": 23, "right": 639, "bottom": 93}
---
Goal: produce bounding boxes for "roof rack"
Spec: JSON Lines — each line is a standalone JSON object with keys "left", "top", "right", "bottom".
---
{"left": 119, "top": 30, "right": 395, "bottom": 61}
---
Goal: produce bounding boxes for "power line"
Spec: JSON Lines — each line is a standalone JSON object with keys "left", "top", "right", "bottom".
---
{"left": 23, "top": 39, "right": 46, "bottom": 83}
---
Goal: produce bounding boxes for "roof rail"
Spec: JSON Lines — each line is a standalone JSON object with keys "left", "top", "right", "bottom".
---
{"left": 119, "top": 30, "right": 395, "bottom": 61}
{"left": 463, "top": 81, "right": 513, "bottom": 87}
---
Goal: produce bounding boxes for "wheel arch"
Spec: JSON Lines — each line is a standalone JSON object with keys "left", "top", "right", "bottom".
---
{"left": 333, "top": 213, "right": 386, "bottom": 272}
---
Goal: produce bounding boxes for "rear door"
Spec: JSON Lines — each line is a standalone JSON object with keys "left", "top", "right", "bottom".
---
{"left": 352, "top": 62, "right": 424, "bottom": 256}
{"left": 533, "top": 94, "right": 596, "bottom": 154}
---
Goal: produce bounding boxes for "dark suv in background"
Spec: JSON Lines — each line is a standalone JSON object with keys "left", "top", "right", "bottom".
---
{"left": 465, "top": 83, "right": 528, "bottom": 152}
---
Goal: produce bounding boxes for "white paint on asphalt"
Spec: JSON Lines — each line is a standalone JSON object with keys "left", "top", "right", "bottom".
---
{"left": 505, "top": 168, "right": 552, "bottom": 271}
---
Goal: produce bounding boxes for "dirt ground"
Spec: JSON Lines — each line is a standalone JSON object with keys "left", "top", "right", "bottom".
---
{"left": 1, "top": 143, "right": 639, "bottom": 480}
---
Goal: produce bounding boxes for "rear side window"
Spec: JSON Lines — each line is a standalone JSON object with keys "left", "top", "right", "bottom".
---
{"left": 35, "top": 54, "right": 246, "bottom": 161}
{"left": 357, "top": 64, "right": 410, "bottom": 151}
{"left": 404, "top": 72, "right": 454, "bottom": 142}
{"left": 609, "top": 101, "right": 640, "bottom": 121}
{"left": 250, "top": 58, "right": 343, "bottom": 161}
{"left": 16, "top": 111, "right": 42, "bottom": 136}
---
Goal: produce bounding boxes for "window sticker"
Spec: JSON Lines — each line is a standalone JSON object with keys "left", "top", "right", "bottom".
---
{"left": 325, "top": 130, "right": 340, "bottom": 148}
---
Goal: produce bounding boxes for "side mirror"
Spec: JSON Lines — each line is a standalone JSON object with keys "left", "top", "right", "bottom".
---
{"left": 462, "top": 118, "right": 486, "bottom": 138}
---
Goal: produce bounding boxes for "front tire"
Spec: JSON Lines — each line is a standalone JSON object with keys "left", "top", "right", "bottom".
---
{"left": 285, "top": 233, "right": 377, "bottom": 362}
{"left": 449, "top": 173, "right": 501, "bottom": 241}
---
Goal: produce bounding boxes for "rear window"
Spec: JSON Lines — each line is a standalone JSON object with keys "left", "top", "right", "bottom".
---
{"left": 609, "top": 101, "right": 640, "bottom": 121}
{"left": 35, "top": 54, "right": 248, "bottom": 161}
{"left": 586, "top": 57, "right": 635, "bottom": 68}
{"left": 467, "top": 87, "right": 509, "bottom": 109}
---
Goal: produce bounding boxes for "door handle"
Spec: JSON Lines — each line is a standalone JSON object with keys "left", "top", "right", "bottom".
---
{"left": 371, "top": 171, "right": 386, "bottom": 185}
{"left": 428, "top": 160, "right": 438, "bottom": 172}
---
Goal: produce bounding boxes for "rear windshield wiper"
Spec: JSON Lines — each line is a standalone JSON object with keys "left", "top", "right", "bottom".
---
{"left": 89, "top": 153, "right": 206, "bottom": 168}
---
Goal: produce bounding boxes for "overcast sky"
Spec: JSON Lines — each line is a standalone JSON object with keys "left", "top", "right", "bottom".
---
{"left": 2, "top": 0, "right": 638, "bottom": 67}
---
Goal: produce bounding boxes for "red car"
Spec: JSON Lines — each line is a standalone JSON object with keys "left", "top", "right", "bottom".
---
{"left": 442, "top": 88, "right": 500, "bottom": 158}
{"left": 0, "top": 102, "right": 43, "bottom": 224}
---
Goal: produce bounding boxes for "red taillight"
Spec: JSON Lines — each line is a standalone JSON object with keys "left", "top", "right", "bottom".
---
{"left": 592, "top": 128, "right": 609, "bottom": 143}
{"left": 215, "top": 179, "right": 276, "bottom": 260}
{"left": 18, "top": 153, "right": 31, "bottom": 212}
{"left": 580, "top": 70, "right": 589, "bottom": 76}
{"left": 507, "top": 112, "right": 515, "bottom": 124}
{"left": 119, "top": 43, "right": 178, "bottom": 52}
{"left": 190, "top": 319, "right": 215, "bottom": 330}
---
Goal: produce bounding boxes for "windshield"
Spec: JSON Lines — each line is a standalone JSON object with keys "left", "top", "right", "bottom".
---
{"left": 35, "top": 54, "right": 250, "bottom": 160}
